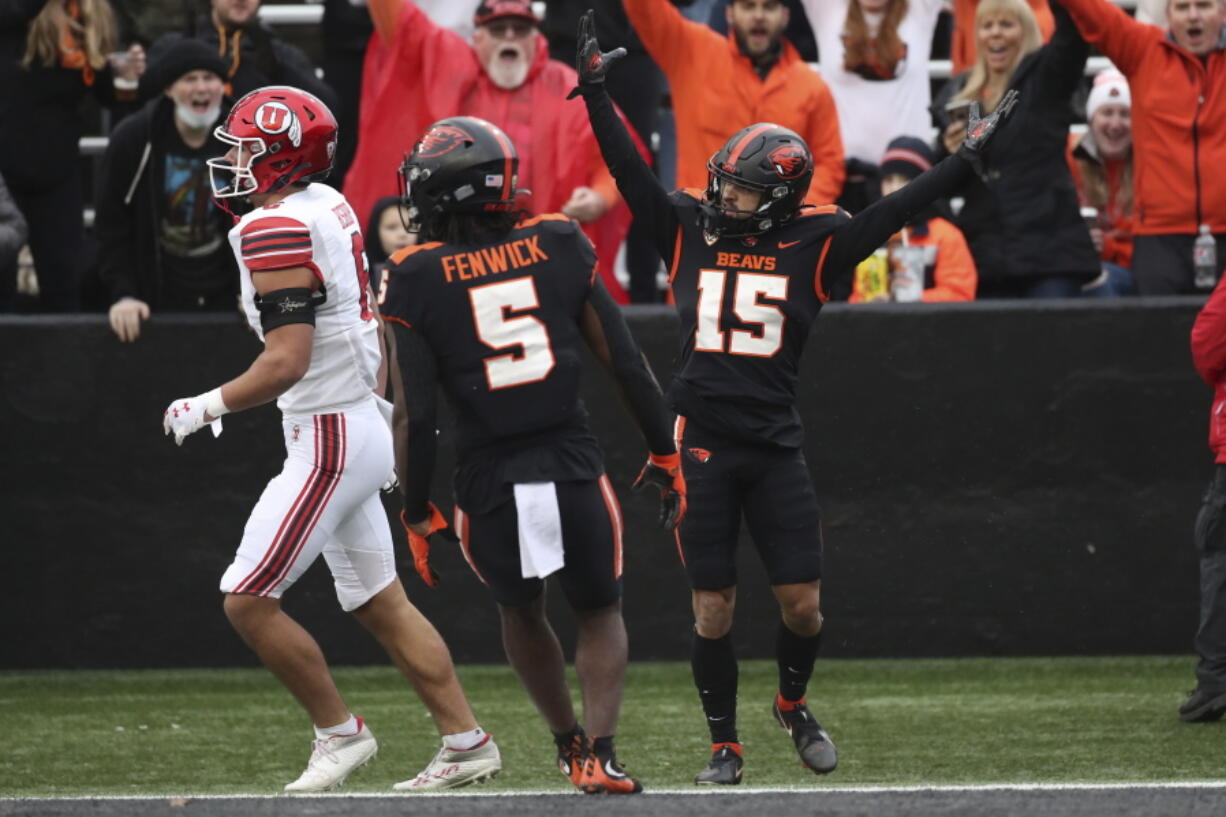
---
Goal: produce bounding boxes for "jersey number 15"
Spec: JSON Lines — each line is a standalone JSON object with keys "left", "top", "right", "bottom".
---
{"left": 694, "top": 269, "right": 788, "bottom": 357}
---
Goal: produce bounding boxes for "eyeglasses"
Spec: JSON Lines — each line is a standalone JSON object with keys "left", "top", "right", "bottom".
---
{"left": 484, "top": 19, "right": 534, "bottom": 38}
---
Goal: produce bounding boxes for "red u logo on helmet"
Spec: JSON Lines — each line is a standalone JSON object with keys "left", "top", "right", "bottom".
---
{"left": 255, "top": 102, "right": 293, "bottom": 136}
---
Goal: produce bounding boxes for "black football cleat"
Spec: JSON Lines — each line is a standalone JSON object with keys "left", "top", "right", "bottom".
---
{"left": 694, "top": 742, "right": 743, "bottom": 785}
{"left": 773, "top": 695, "right": 838, "bottom": 775}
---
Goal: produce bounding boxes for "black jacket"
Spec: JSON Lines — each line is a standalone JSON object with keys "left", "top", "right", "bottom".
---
{"left": 0, "top": 0, "right": 132, "bottom": 190}
{"left": 147, "top": 15, "right": 335, "bottom": 109}
{"left": 95, "top": 95, "right": 235, "bottom": 306}
{"left": 932, "top": 4, "right": 1098, "bottom": 284}
{"left": 0, "top": 169, "right": 27, "bottom": 268}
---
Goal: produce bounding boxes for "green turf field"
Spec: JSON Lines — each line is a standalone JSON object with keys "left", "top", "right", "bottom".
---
{"left": 1, "top": 656, "right": 1221, "bottom": 797}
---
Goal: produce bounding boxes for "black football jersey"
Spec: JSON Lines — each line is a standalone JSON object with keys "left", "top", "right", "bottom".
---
{"left": 380, "top": 214, "right": 604, "bottom": 469}
{"left": 666, "top": 193, "right": 849, "bottom": 448}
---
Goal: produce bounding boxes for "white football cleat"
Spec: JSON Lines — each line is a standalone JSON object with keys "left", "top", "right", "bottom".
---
{"left": 392, "top": 735, "right": 502, "bottom": 791}
{"left": 284, "top": 719, "right": 378, "bottom": 793}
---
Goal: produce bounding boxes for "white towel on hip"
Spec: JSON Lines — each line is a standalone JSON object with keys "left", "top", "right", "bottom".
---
{"left": 514, "top": 482, "right": 565, "bottom": 579}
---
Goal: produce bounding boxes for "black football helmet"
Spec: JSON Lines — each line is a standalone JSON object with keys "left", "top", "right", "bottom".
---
{"left": 700, "top": 123, "right": 814, "bottom": 238}
{"left": 398, "top": 116, "right": 520, "bottom": 231}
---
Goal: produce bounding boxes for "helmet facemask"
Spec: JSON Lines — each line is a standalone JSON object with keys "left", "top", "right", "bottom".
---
{"left": 701, "top": 167, "right": 784, "bottom": 238}
{"left": 207, "top": 128, "right": 267, "bottom": 200}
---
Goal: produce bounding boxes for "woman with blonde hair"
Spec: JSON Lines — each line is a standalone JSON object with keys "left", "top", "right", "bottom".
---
{"left": 802, "top": 0, "right": 946, "bottom": 211}
{"left": 932, "top": 0, "right": 1098, "bottom": 297}
{"left": 0, "top": 0, "right": 143, "bottom": 311}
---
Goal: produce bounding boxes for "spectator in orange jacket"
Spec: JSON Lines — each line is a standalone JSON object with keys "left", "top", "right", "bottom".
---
{"left": 345, "top": 0, "right": 642, "bottom": 302}
{"left": 849, "top": 137, "right": 977, "bottom": 302}
{"left": 1183, "top": 273, "right": 1226, "bottom": 723}
{"left": 622, "top": 0, "right": 845, "bottom": 206}
{"left": 951, "top": 0, "right": 1054, "bottom": 73}
{"left": 1053, "top": 0, "right": 1226, "bottom": 294}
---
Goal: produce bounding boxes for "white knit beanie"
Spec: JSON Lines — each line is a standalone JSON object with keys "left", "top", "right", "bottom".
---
{"left": 1086, "top": 69, "right": 1131, "bottom": 121}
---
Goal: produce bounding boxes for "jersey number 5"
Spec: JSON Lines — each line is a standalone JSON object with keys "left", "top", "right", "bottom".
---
{"left": 694, "top": 269, "right": 788, "bottom": 357}
{"left": 469, "top": 277, "right": 556, "bottom": 390}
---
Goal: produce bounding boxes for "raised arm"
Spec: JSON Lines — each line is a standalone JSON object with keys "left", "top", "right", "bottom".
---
{"left": 621, "top": 0, "right": 709, "bottom": 76}
{"left": 821, "top": 155, "right": 975, "bottom": 290}
{"left": 1049, "top": 0, "right": 1162, "bottom": 75}
{"left": 821, "top": 91, "right": 1019, "bottom": 292}
{"left": 368, "top": 0, "right": 405, "bottom": 45}
{"left": 1032, "top": 1, "right": 1090, "bottom": 107}
{"left": 571, "top": 11, "right": 680, "bottom": 260}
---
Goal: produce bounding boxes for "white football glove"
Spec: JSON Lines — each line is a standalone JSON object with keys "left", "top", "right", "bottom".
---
{"left": 163, "top": 389, "right": 227, "bottom": 446}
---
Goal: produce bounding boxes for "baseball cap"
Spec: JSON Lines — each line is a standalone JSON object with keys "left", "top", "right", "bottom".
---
{"left": 474, "top": 0, "right": 540, "bottom": 26}
{"left": 879, "top": 136, "right": 934, "bottom": 182}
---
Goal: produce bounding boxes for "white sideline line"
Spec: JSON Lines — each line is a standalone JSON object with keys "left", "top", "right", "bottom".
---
{"left": 6, "top": 781, "right": 1226, "bottom": 800}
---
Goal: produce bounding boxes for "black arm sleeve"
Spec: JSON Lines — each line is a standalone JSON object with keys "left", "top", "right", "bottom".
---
{"left": 389, "top": 321, "right": 439, "bottom": 524}
{"left": 821, "top": 154, "right": 975, "bottom": 293}
{"left": 581, "top": 86, "right": 681, "bottom": 261}
{"left": 1034, "top": 2, "right": 1090, "bottom": 109}
{"left": 581, "top": 280, "right": 676, "bottom": 456}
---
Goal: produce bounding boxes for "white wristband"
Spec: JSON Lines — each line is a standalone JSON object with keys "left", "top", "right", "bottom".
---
{"left": 205, "top": 387, "right": 230, "bottom": 418}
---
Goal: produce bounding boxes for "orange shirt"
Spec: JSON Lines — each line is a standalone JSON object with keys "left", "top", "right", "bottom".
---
{"left": 850, "top": 217, "right": 977, "bottom": 302}
{"left": 1061, "top": 0, "right": 1226, "bottom": 235}
{"left": 623, "top": 0, "right": 845, "bottom": 205}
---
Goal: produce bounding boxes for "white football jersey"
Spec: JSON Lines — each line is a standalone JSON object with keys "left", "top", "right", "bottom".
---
{"left": 231, "top": 183, "right": 381, "bottom": 416}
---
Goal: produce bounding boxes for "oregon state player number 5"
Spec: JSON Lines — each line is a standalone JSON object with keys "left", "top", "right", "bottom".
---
{"left": 694, "top": 269, "right": 788, "bottom": 357}
{"left": 469, "top": 277, "right": 556, "bottom": 389}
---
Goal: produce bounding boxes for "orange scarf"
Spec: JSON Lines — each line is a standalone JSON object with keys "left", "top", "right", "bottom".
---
{"left": 58, "top": 0, "right": 94, "bottom": 86}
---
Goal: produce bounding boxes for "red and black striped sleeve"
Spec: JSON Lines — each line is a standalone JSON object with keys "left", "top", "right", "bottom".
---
{"left": 239, "top": 216, "right": 315, "bottom": 272}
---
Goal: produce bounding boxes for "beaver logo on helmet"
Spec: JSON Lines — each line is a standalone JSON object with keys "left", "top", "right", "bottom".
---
{"left": 254, "top": 101, "right": 302, "bottom": 148}
{"left": 768, "top": 144, "right": 809, "bottom": 180}
{"left": 416, "top": 125, "right": 471, "bottom": 159}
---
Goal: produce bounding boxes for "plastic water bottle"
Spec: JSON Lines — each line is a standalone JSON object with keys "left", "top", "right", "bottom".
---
{"left": 1195, "top": 224, "right": 1218, "bottom": 290}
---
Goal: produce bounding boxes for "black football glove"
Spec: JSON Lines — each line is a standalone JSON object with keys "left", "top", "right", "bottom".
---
{"left": 958, "top": 89, "right": 1020, "bottom": 178}
{"left": 566, "top": 9, "right": 627, "bottom": 100}
{"left": 632, "top": 452, "right": 687, "bottom": 531}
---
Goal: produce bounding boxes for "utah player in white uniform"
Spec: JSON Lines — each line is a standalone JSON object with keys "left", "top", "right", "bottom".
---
{"left": 161, "top": 86, "right": 501, "bottom": 793}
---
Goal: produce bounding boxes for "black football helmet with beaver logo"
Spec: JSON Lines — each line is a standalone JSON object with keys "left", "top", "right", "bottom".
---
{"left": 398, "top": 116, "right": 521, "bottom": 231}
{"left": 700, "top": 122, "right": 814, "bottom": 239}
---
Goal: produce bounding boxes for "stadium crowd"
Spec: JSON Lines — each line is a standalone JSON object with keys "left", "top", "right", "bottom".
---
{"left": 3, "top": 0, "right": 1222, "bottom": 317}
{"left": 7, "top": 0, "right": 1226, "bottom": 790}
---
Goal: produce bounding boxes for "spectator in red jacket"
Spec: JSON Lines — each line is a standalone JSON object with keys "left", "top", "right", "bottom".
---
{"left": 1066, "top": 69, "right": 1136, "bottom": 296}
{"left": 345, "top": 0, "right": 642, "bottom": 302}
{"left": 1053, "top": 0, "right": 1226, "bottom": 294}
{"left": 1184, "top": 274, "right": 1226, "bottom": 723}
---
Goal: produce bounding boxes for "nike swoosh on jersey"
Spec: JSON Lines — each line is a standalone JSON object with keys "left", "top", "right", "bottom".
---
{"left": 778, "top": 240, "right": 802, "bottom": 249}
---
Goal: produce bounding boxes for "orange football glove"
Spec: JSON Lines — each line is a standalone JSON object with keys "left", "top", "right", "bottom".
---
{"left": 399, "top": 503, "right": 449, "bottom": 588}
{"left": 632, "top": 452, "right": 687, "bottom": 530}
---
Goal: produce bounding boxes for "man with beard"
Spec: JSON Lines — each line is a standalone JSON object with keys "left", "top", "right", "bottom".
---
{"left": 344, "top": 0, "right": 643, "bottom": 302}
{"left": 97, "top": 40, "right": 238, "bottom": 341}
{"left": 622, "top": 0, "right": 845, "bottom": 206}
{"left": 1052, "top": 0, "right": 1226, "bottom": 295}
